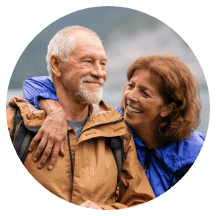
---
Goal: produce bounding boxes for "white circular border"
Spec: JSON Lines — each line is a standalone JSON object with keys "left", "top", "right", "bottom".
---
{"left": 0, "top": 0, "right": 216, "bottom": 215}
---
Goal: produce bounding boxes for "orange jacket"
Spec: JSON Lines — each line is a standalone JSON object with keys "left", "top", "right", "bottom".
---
{"left": 7, "top": 97, "right": 155, "bottom": 209}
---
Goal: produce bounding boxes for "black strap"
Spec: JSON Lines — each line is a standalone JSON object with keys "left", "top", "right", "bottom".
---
{"left": 13, "top": 121, "right": 28, "bottom": 154}
{"left": 12, "top": 107, "right": 36, "bottom": 163}
{"left": 12, "top": 106, "right": 29, "bottom": 157}
{"left": 20, "top": 131, "right": 35, "bottom": 163}
{"left": 144, "top": 148, "right": 150, "bottom": 172}
{"left": 12, "top": 107, "right": 22, "bottom": 141}
{"left": 105, "top": 136, "right": 125, "bottom": 202}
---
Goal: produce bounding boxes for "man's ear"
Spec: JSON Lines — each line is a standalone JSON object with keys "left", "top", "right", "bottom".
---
{"left": 50, "top": 55, "right": 62, "bottom": 77}
{"left": 160, "top": 102, "right": 176, "bottom": 118}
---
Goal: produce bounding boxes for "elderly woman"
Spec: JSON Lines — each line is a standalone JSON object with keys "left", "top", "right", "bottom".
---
{"left": 21, "top": 53, "right": 205, "bottom": 197}
{"left": 116, "top": 54, "right": 204, "bottom": 196}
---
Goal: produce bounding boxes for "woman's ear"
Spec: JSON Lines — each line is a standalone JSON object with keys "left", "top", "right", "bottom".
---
{"left": 160, "top": 102, "right": 176, "bottom": 118}
{"left": 50, "top": 55, "right": 62, "bottom": 77}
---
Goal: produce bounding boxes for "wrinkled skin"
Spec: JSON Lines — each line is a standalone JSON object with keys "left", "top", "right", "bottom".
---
{"left": 29, "top": 99, "right": 67, "bottom": 170}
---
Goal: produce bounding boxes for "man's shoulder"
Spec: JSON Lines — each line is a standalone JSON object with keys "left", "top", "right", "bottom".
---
{"left": 98, "top": 100, "right": 113, "bottom": 111}
{"left": 7, "top": 97, "right": 46, "bottom": 128}
{"left": 89, "top": 100, "right": 123, "bottom": 121}
{"left": 98, "top": 100, "right": 123, "bottom": 117}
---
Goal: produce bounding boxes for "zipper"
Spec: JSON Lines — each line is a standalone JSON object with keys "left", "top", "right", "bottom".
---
{"left": 67, "top": 132, "right": 74, "bottom": 181}
{"left": 67, "top": 118, "right": 124, "bottom": 201}
{"left": 152, "top": 149, "right": 173, "bottom": 173}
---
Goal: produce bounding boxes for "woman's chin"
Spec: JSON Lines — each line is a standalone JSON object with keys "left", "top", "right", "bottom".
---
{"left": 124, "top": 116, "right": 136, "bottom": 127}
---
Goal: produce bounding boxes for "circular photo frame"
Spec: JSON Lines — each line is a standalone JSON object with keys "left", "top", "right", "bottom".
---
{"left": 1, "top": 1, "right": 215, "bottom": 215}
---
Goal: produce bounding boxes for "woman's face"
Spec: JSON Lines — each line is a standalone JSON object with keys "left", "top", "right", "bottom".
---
{"left": 123, "top": 69, "right": 170, "bottom": 130}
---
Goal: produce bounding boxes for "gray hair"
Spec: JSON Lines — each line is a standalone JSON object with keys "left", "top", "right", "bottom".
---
{"left": 46, "top": 26, "right": 101, "bottom": 81}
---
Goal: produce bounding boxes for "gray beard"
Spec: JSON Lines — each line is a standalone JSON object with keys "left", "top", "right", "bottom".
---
{"left": 75, "top": 80, "right": 104, "bottom": 105}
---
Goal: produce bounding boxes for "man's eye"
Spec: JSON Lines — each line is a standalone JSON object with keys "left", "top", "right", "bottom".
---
{"left": 101, "top": 62, "right": 106, "bottom": 66}
{"left": 83, "top": 59, "right": 92, "bottom": 63}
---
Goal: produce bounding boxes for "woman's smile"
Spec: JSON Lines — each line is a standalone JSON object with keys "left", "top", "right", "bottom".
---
{"left": 126, "top": 105, "right": 143, "bottom": 114}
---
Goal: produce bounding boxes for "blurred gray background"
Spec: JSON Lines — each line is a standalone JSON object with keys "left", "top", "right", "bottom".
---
{"left": 7, "top": 6, "right": 209, "bottom": 135}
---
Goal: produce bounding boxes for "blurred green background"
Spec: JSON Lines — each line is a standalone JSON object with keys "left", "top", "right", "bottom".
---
{"left": 0, "top": 0, "right": 216, "bottom": 216}
{"left": 7, "top": 6, "right": 209, "bottom": 135}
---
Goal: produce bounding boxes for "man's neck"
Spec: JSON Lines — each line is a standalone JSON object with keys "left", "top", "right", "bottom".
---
{"left": 57, "top": 88, "right": 89, "bottom": 122}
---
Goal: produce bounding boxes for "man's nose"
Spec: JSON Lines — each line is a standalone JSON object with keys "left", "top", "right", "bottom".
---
{"left": 90, "top": 62, "right": 106, "bottom": 79}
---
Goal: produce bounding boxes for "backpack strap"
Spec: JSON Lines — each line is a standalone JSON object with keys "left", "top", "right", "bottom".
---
{"left": 169, "top": 163, "right": 193, "bottom": 189}
{"left": 12, "top": 106, "right": 22, "bottom": 141}
{"left": 105, "top": 136, "right": 126, "bottom": 202}
{"left": 12, "top": 106, "right": 36, "bottom": 163}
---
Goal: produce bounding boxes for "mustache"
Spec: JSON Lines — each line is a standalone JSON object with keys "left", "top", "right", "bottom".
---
{"left": 81, "top": 76, "right": 106, "bottom": 87}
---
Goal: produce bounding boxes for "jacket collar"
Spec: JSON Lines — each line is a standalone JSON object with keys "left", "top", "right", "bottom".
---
{"left": 130, "top": 126, "right": 204, "bottom": 172}
{"left": 9, "top": 97, "right": 127, "bottom": 144}
{"left": 78, "top": 100, "right": 126, "bottom": 144}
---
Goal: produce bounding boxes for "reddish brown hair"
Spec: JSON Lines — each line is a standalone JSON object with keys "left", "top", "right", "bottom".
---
{"left": 121, "top": 53, "right": 201, "bottom": 144}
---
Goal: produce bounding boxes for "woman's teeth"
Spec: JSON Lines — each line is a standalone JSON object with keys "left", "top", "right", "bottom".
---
{"left": 127, "top": 106, "right": 142, "bottom": 114}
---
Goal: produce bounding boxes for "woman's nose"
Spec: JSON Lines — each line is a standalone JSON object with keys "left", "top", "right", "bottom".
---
{"left": 127, "top": 89, "right": 138, "bottom": 102}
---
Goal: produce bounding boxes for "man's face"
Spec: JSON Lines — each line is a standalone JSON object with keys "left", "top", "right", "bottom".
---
{"left": 59, "top": 30, "right": 107, "bottom": 104}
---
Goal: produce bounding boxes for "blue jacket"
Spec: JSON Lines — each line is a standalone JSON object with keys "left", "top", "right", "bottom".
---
{"left": 116, "top": 106, "right": 205, "bottom": 197}
{"left": 23, "top": 76, "right": 58, "bottom": 109}
{"left": 23, "top": 76, "right": 205, "bottom": 197}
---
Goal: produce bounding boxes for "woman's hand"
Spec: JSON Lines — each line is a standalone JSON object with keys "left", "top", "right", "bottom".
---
{"left": 80, "top": 200, "right": 103, "bottom": 209}
{"left": 29, "top": 99, "right": 67, "bottom": 170}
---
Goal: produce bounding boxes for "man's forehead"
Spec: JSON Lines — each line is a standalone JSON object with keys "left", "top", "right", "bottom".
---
{"left": 73, "top": 30, "right": 101, "bottom": 45}
{"left": 72, "top": 41, "right": 106, "bottom": 59}
{"left": 81, "top": 54, "right": 108, "bottom": 61}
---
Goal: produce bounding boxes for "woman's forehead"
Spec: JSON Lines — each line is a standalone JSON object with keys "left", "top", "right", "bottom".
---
{"left": 130, "top": 69, "right": 164, "bottom": 95}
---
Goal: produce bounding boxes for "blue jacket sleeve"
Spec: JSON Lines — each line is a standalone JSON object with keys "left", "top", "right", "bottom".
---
{"left": 23, "top": 76, "right": 58, "bottom": 109}
{"left": 115, "top": 106, "right": 123, "bottom": 116}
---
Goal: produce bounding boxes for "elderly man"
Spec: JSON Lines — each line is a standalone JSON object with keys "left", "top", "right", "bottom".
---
{"left": 7, "top": 26, "right": 154, "bottom": 209}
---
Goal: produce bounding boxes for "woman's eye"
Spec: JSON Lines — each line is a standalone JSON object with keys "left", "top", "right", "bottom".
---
{"left": 141, "top": 90, "right": 149, "bottom": 97}
{"left": 127, "top": 83, "right": 133, "bottom": 88}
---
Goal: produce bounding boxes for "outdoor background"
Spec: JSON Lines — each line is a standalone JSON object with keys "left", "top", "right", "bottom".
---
{"left": 0, "top": 0, "right": 216, "bottom": 216}
{"left": 6, "top": 6, "right": 209, "bottom": 135}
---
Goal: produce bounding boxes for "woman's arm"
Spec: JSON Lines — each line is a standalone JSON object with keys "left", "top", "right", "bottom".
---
{"left": 23, "top": 76, "right": 58, "bottom": 108}
{"left": 23, "top": 76, "right": 67, "bottom": 170}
